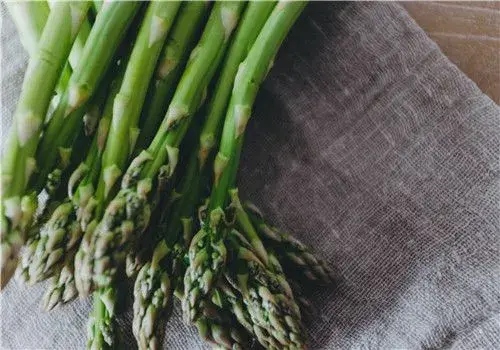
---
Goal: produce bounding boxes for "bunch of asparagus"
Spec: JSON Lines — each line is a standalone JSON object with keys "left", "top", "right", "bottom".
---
{"left": 2, "top": 1, "right": 334, "bottom": 349}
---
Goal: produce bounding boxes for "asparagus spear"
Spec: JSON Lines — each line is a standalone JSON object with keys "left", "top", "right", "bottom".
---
{"left": 42, "top": 250, "right": 78, "bottom": 311}
{"left": 87, "top": 287, "right": 117, "bottom": 350}
{"left": 194, "top": 297, "right": 251, "bottom": 350}
{"left": 5, "top": 1, "right": 91, "bottom": 94}
{"left": 77, "top": 1, "right": 245, "bottom": 296}
{"left": 133, "top": 126, "right": 207, "bottom": 349}
{"left": 134, "top": 2, "right": 209, "bottom": 153}
{"left": 33, "top": 2, "right": 141, "bottom": 194}
{"left": 15, "top": 23, "right": 135, "bottom": 287}
{"left": 198, "top": 1, "right": 276, "bottom": 167}
{"left": 5, "top": 1, "right": 49, "bottom": 56}
{"left": 183, "top": 0, "right": 308, "bottom": 324}
{"left": 81, "top": 3, "right": 182, "bottom": 348}
{"left": 1, "top": 1, "right": 91, "bottom": 289}
{"left": 133, "top": 241, "right": 172, "bottom": 350}
{"left": 226, "top": 230, "right": 305, "bottom": 349}
{"left": 244, "top": 202, "right": 334, "bottom": 286}
{"left": 75, "top": 0, "right": 182, "bottom": 296}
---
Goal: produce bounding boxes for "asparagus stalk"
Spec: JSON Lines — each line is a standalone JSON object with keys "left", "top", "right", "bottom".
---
{"left": 75, "top": 0, "right": 182, "bottom": 296}
{"left": 5, "top": 1, "right": 49, "bottom": 56}
{"left": 198, "top": 1, "right": 276, "bottom": 167}
{"left": 33, "top": 2, "right": 141, "bottom": 194}
{"left": 135, "top": 2, "right": 209, "bottom": 153}
{"left": 78, "top": 5, "right": 183, "bottom": 347}
{"left": 133, "top": 126, "right": 208, "bottom": 349}
{"left": 17, "top": 48, "right": 130, "bottom": 312}
{"left": 14, "top": 45, "right": 129, "bottom": 286}
{"left": 77, "top": 1, "right": 245, "bottom": 296}
{"left": 183, "top": 0, "right": 307, "bottom": 324}
{"left": 179, "top": 1, "right": 281, "bottom": 323}
{"left": 1, "top": 1, "right": 91, "bottom": 289}
{"left": 244, "top": 202, "right": 334, "bottom": 286}
{"left": 5, "top": 1, "right": 91, "bottom": 94}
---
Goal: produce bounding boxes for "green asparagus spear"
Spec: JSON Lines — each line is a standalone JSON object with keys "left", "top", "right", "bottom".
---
{"left": 33, "top": 2, "right": 141, "bottom": 194}
{"left": 5, "top": 1, "right": 49, "bottom": 56}
{"left": 135, "top": 2, "right": 209, "bottom": 153}
{"left": 185, "top": 0, "right": 308, "bottom": 324}
{"left": 1, "top": 1, "right": 91, "bottom": 289}
{"left": 77, "top": 1, "right": 245, "bottom": 296}
{"left": 244, "top": 202, "right": 334, "bottom": 286}
{"left": 87, "top": 287, "right": 117, "bottom": 350}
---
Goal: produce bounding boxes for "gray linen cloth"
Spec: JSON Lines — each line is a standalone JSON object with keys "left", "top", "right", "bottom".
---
{"left": 1, "top": 2, "right": 499, "bottom": 349}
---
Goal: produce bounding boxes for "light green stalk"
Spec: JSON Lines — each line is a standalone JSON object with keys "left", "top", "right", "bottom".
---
{"left": 1, "top": 1, "right": 91, "bottom": 289}
{"left": 75, "top": 0, "right": 181, "bottom": 297}
{"left": 79, "top": 2, "right": 245, "bottom": 296}
{"left": 135, "top": 2, "right": 209, "bottom": 153}
{"left": 33, "top": 2, "right": 141, "bottom": 193}
{"left": 210, "top": 1, "right": 307, "bottom": 210}
{"left": 5, "top": 1, "right": 90, "bottom": 94}
{"left": 5, "top": 1, "right": 49, "bottom": 56}
{"left": 198, "top": 1, "right": 276, "bottom": 167}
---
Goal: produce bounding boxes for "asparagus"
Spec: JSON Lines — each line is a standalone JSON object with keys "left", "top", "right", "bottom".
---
{"left": 14, "top": 47, "right": 129, "bottom": 286}
{"left": 5, "top": 1, "right": 49, "bottom": 56}
{"left": 1, "top": 1, "right": 91, "bottom": 289}
{"left": 82, "top": 4, "right": 183, "bottom": 348}
{"left": 182, "top": 1, "right": 279, "bottom": 323}
{"left": 33, "top": 2, "right": 141, "bottom": 194}
{"left": 244, "top": 202, "right": 334, "bottom": 286}
{"left": 226, "top": 230, "right": 305, "bottom": 349}
{"left": 135, "top": 1, "right": 209, "bottom": 153}
{"left": 87, "top": 287, "right": 117, "bottom": 350}
{"left": 5, "top": 1, "right": 90, "bottom": 95}
{"left": 198, "top": 1, "right": 276, "bottom": 167}
{"left": 194, "top": 297, "right": 251, "bottom": 350}
{"left": 133, "top": 241, "right": 172, "bottom": 350}
{"left": 42, "top": 251, "right": 78, "bottom": 311}
{"left": 184, "top": 0, "right": 305, "bottom": 323}
{"left": 78, "top": 1, "right": 245, "bottom": 296}
{"left": 228, "top": 194, "right": 307, "bottom": 349}
{"left": 74, "top": 1, "right": 181, "bottom": 297}
{"left": 133, "top": 129, "right": 207, "bottom": 349}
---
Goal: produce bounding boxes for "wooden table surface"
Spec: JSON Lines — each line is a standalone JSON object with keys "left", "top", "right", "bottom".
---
{"left": 403, "top": 1, "right": 500, "bottom": 104}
